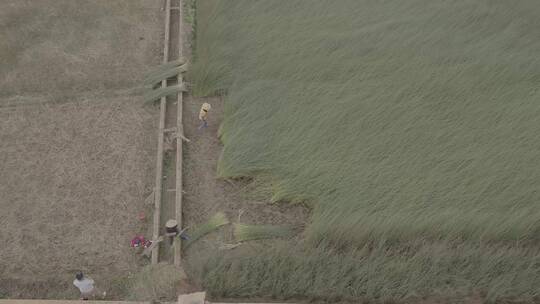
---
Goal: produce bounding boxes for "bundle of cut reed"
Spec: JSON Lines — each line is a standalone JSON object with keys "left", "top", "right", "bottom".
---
{"left": 184, "top": 212, "right": 229, "bottom": 247}
{"left": 234, "top": 223, "right": 294, "bottom": 242}
{"left": 144, "top": 84, "right": 186, "bottom": 103}
{"left": 144, "top": 64, "right": 189, "bottom": 87}
{"left": 146, "top": 58, "right": 186, "bottom": 77}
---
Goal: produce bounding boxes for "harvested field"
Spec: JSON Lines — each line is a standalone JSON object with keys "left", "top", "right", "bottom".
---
{"left": 0, "top": 0, "right": 161, "bottom": 99}
{"left": 0, "top": 98, "right": 157, "bottom": 298}
{"left": 0, "top": 0, "right": 162, "bottom": 299}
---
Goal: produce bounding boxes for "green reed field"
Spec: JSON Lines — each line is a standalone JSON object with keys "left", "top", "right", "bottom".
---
{"left": 189, "top": 0, "right": 540, "bottom": 302}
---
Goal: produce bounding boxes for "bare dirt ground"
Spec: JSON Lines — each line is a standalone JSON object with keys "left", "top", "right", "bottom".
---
{"left": 0, "top": 0, "right": 162, "bottom": 299}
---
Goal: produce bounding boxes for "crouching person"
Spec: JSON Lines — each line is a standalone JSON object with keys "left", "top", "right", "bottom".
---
{"left": 73, "top": 271, "right": 106, "bottom": 300}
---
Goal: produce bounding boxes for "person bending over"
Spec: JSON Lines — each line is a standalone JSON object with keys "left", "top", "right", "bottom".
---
{"left": 73, "top": 271, "right": 105, "bottom": 300}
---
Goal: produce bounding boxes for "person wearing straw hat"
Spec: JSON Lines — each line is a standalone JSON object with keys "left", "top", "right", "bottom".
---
{"left": 165, "top": 219, "right": 179, "bottom": 245}
{"left": 165, "top": 219, "right": 189, "bottom": 245}
{"left": 198, "top": 102, "right": 211, "bottom": 130}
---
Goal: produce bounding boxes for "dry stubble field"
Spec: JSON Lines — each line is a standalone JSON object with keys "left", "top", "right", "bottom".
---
{"left": 0, "top": 0, "right": 162, "bottom": 299}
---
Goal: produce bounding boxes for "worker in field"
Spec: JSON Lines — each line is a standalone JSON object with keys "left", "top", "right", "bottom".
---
{"left": 73, "top": 271, "right": 106, "bottom": 300}
{"left": 198, "top": 102, "right": 211, "bottom": 130}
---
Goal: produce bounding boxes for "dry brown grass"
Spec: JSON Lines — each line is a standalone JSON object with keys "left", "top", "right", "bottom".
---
{"left": 122, "top": 264, "right": 190, "bottom": 302}
{"left": 0, "top": 97, "right": 158, "bottom": 299}
{"left": 0, "top": 0, "right": 162, "bottom": 100}
{"left": 0, "top": 0, "right": 164, "bottom": 299}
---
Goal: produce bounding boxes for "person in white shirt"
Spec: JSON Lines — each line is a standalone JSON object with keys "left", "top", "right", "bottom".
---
{"left": 73, "top": 271, "right": 105, "bottom": 300}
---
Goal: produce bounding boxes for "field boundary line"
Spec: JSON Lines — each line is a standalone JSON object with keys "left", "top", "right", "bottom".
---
{"left": 0, "top": 301, "right": 162, "bottom": 304}
{"left": 174, "top": 0, "right": 185, "bottom": 267}
{"left": 0, "top": 300, "right": 294, "bottom": 304}
{"left": 151, "top": 0, "right": 172, "bottom": 265}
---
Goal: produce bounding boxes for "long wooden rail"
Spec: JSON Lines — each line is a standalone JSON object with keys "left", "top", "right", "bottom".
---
{"left": 152, "top": 0, "right": 185, "bottom": 266}
{"left": 152, "top": 0, "right": 172, "bottom": 264}
{"left": 174, "top": 0, "right": 185, "bottom": 267}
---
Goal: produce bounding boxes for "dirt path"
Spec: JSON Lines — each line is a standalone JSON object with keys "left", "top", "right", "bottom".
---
{"left": 181, "top": 95, "right": 309, "bottom": 256}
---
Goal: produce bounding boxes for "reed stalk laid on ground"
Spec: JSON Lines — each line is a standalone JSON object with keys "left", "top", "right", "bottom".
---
{"left": 144, "top": 84, "right": 186, "bottom": 103}
{"left": 234, "top": 224, "right": 294, "bottom": 242}
{"left": 144, "top": 64, "right": 188, "bottom": 87}
{"left": 184, "top": 212, "right": 229, "bottom": 247}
